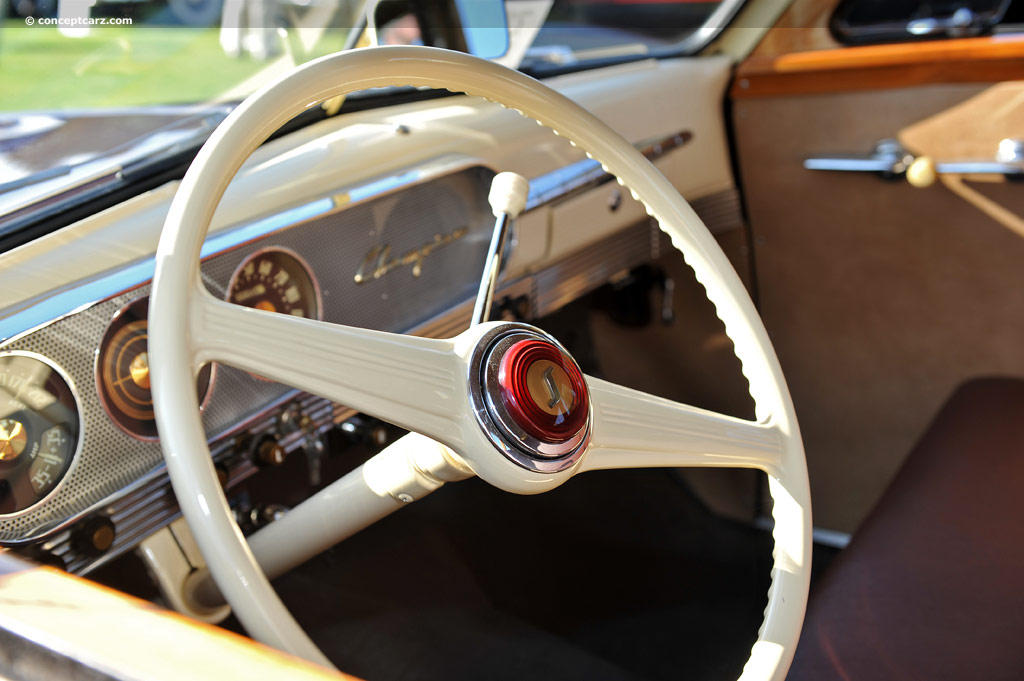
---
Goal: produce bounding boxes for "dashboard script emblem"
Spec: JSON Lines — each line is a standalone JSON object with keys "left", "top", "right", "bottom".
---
{"left": 354, "top": 227, "right": 469, "bottom": 284}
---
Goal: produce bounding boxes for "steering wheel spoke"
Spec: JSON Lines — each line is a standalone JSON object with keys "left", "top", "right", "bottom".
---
{"left": 192, "top": 433, "right": 473, "bottom": 608}
{"left": 581, "top": 376, "right": 784, "bottom": 476}
{"left": 190, "top": 289, "right": 467, "bottom": 448}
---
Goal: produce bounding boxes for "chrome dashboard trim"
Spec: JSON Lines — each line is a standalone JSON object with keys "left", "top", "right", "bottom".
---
{"left": 0, "top": 130, "right": 691, "bottom": 347}
{"left": 1, "top": 386, "right": 303, "bottom": 548}
{"left": 0, "top": 161, "right": 499, "bottom": 545}
{"left": 49, "top": 391, "right": 336, "bottom": 575}
{"left": 524, "top": 131, "right": 691, "bottom": 212}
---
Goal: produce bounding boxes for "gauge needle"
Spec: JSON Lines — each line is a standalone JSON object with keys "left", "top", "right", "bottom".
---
{"left": 111, "top": 353, "right": 150, "bottom": 390}
{"left": 129, "top": 352, "right": 150, "bottom": 389}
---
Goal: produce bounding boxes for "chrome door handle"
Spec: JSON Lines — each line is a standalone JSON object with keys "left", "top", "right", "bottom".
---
{"left": 934, "top": 138, "right": 1024, "bottom": 175}
{"left": 803, "top": 139, "right": 914, "bottom": 177}
{"left": 805, "top": 138, "right": 1024, "bottom": 184}
{"left": 906, "top": 7, "right": 983, "bottom": 38}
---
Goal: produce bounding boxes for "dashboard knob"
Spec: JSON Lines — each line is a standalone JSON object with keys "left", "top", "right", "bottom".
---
{"left": 488, "top": 171, "right": 530, "bottom": 219}
{"left": 255, "top": 438, "right": 287, "bottom": 467}
{"left": 73, "top": 516, "right": 116, "bottom": 556}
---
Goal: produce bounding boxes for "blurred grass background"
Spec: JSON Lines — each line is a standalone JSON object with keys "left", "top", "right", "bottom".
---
{"left": 0, "top": 22, "right": 348, "bottom": 110}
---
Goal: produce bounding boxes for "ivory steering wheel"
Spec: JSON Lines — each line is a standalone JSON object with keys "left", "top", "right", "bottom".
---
{"left": 150, "top": 46, "right": 811, "bottom": 681}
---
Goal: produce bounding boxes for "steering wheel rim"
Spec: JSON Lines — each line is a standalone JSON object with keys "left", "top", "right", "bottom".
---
{"left": 150, "top": 46, "right": 811, "bottom": 680}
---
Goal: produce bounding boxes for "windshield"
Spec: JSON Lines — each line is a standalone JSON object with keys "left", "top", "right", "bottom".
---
{"left": 0, "top": 0, "right": 741, "bottom": 239}
{"left": 0, "top": 0, "right": 363, "bottom": 222}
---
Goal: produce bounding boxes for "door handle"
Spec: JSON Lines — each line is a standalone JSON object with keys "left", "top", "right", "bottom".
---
{"left": 906, "top": 7, "right": 983, "bottom": 38}
{"left": 804, "top": 138, "right": 1024, "bottom": 185}
{"left": 803, "top": 139, "right": 914, "bottom": 177}
{"left": 931, "top": 138, "right": 1024, "bottom": 175}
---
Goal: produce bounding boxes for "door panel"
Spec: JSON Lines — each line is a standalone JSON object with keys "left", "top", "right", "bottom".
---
{"left": 732, "top": 35, "right": 1024, "bottom": 532}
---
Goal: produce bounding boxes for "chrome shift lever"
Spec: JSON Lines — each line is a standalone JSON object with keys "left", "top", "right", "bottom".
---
{"left": 471, "top": 172, "right": 530, "bottom": 326}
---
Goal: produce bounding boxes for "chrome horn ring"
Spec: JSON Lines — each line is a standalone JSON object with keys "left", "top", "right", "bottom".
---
{"left": 468, "top": 323, "right": 591, "bottom": 474}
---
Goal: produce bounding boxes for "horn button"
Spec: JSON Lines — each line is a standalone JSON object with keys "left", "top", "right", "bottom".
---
{"left": 498, "top": 340, "right": 589, "bottom": 443}
{"left": 471, "top": 326, "right": 591, "bottom": 473}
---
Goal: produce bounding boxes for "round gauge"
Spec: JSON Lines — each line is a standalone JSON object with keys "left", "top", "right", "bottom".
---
{"left": 227, "top": 247, "right": 322, "bottom": 320}
{"left": 97, "top": 296, "right": 214, "bottom": 441}
{"left": 0, "top": 352, "right": 81, "bottom": 516}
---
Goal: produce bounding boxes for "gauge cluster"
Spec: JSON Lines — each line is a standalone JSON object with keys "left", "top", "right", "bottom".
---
{"left": 0, "top": 152, "right": 670, "bottom": 571}
{"left": 0, "top": 165, "right": 496, "bottom": 548}
{"left": 0, "top": 240, "right": 335, "bottom": 542}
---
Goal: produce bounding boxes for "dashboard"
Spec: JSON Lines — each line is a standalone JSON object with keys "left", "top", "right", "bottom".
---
{"left": 0, "top": 56, "right": 739, "bottom": 576}
{"left": 0, "top": 163, "right": 495, "bottom": 547}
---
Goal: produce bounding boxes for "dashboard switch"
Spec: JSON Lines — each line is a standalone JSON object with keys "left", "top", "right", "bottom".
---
{"left": 254, "top": 438, "right": 287, "bottom": 467}
{"left": 73, "top": 516, "right": 116, "bottom": 556}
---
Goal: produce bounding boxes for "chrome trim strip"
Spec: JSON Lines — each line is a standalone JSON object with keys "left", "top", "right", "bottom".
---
{"left": 1, "top": 130, "right": 691, "bottom": 346}
{"left": 524, "top": 131, "right": 691, "bottom": 212}
{"left": 51, "top": 393, "right": 330, "bottom": 574}
{"left": 3, "top": 387, "right": 301, "bottom": 549}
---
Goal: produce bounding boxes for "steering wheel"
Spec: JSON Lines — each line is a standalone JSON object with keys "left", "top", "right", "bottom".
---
{"left": 150, "top": 46, "right": 811, "bottom": 681}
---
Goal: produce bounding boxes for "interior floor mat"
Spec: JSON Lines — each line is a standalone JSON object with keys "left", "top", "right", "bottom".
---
{"left": 233, "top": 467, "right": 775, "bottom": 681}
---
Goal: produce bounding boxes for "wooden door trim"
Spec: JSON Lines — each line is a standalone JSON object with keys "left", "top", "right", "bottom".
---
{"left": 733, "top": 35, "right": 1024, "bottom": 98}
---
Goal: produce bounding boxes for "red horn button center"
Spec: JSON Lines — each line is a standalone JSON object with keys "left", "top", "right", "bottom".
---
{"left": 497, "top": 339, "right": 589, "bottom": 443}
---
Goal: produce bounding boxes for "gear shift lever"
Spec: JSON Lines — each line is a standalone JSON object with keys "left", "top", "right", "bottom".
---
{"left": 471, "top": 172, "right": 530, "bottom": 326}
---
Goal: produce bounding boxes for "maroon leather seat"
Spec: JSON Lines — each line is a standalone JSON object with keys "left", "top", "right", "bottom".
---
{"left": 787, "top": 378, "right": 1024, "bottom": 681}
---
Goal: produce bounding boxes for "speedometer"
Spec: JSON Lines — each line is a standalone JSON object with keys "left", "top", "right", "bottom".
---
{"left": 227, "top": 247, "right": 322, "bottom": 320}
{"left": 0, "top": 352, "right": 81, "bottom": 515}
